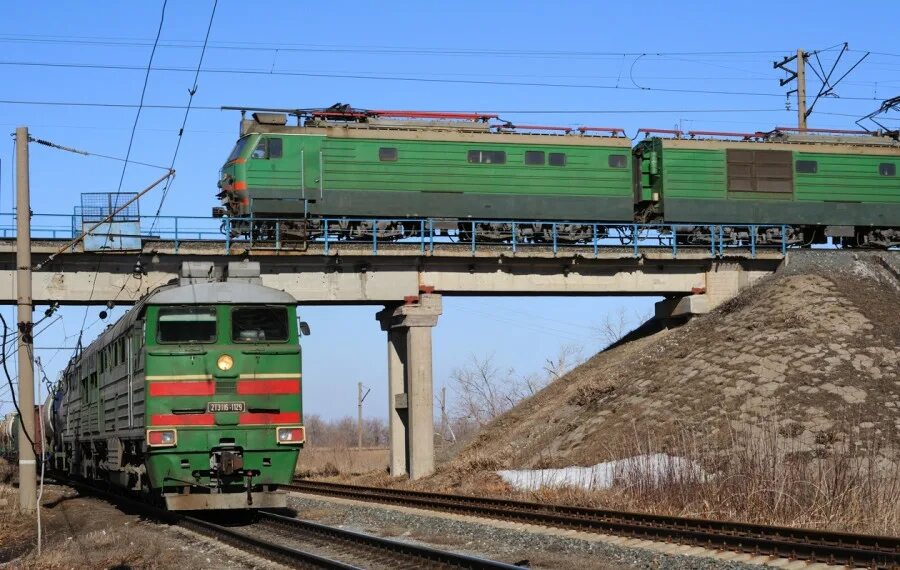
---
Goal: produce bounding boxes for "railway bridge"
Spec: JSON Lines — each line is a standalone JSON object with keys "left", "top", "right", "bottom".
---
{"left": 0, "top": 214, "right": 793, "bottom": 479}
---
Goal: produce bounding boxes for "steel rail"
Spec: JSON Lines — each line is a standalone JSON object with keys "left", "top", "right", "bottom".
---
{"left": 256, "top": 510, "right": 521, "bottom": 569}
{"left": 288, "top": 479, "right": 900, "bottom": 568}
{"left": 50, "top": 475, "right": 358, "bottom": 569}
{"left": 49, "top": 475, "right": 515, "bottom": 569}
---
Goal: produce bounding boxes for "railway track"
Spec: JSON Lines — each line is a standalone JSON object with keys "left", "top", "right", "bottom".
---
{"left": 51, "top": 476, "right": 519, "bottom": 569}
{"left": 287, "top": 479, "right": 900, "bottom": 568}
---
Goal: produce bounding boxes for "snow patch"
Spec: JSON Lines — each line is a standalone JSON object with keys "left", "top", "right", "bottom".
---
{"left": 497, "top": 453, "right": 711, "bottom": 491}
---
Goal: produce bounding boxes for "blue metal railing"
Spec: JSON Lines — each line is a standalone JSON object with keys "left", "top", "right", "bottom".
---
{"left": 0, "top": 212, "right": 797, "bottom": 259}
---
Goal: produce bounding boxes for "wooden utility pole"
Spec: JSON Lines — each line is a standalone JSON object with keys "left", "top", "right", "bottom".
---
{"left": 796, "top": 49, "right": 808, "bottom": 131}
{"left": 15, "top": 126, "right": 36, "bottom": 513}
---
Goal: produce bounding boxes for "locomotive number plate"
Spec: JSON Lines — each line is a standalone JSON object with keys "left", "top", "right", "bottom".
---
{"left": 207, "top": 401, "right": 246, "bottom": 413}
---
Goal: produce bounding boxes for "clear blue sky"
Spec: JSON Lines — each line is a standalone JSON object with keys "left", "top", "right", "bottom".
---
{"left": 0, "top": 1, "right": 897, "bottom": 418}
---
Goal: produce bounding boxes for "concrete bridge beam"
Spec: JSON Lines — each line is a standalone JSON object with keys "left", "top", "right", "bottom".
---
{"left": 376, "top": 294, "right": 442, "bottom": 479}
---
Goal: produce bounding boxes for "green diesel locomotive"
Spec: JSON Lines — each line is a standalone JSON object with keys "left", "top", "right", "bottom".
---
{"left": 216, "top": 106, "right": 899, "bottom": 248}
{"left": 49, "top": 261, "right": 307, "bottom": 510}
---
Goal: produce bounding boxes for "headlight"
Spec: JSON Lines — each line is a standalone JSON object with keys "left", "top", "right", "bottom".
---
{"left": 147, "top": 429, "right": 177, "bottom": 447}
{"left": 217, "top": 354, "right": 234, "bottom": 371}
{"left": 276, "top": 426, "right": 305, "bottom": 445}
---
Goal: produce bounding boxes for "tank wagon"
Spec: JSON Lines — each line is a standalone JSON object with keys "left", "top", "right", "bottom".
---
{"left": 216, "top": 106, "right": 899, "bottom": 248}
{"left": 49, "top": 261, "right": 308, "bottom": 510}
{"left": 0, "top": 413, "right": 16, "bottom": 458}
{"left": 0, "top": 406, "right": 47, "bottom": 461}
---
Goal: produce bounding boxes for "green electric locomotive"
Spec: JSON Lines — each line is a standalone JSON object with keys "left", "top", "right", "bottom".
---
{"left": 50, "top": 261, "right": 307, "bottom": 510}
{"left": 216, "top": 105, "right": 899, "bottom": 248}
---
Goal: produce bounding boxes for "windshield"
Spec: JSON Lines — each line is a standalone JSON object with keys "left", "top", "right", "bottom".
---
{"left": 157, "top": 306, "right": 217, "bottom": 343}
{"left": 232, "top": 306, "right": 289, "bottom": 343}
{"left": 226, "top": 137, "right": 250, "bottom": 162}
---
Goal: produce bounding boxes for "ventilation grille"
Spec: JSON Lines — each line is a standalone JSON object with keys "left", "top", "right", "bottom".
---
{"left": 216, "top": 381, "right": 236, "bottom": 395}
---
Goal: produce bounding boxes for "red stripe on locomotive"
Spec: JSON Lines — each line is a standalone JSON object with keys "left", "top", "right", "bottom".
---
{"left": 149, "top": 381, "right": 216, "bottom": 397}
{"left": 239, "top": 411, "right": 301, "bottom": 425}
{"left": 150, "top": 414, "right": 216, "bottom": 426}
{"left": 236, "top": 379, "right": 301, "bottom": 395}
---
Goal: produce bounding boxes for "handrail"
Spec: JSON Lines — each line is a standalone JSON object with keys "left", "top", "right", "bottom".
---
{"left": 0, "top": 212, "right": 805, "bottom": 260}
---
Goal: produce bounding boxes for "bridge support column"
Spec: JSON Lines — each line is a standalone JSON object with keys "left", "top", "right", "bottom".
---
{"left": 376, "top": 294, "right": 442, "bottom": 480}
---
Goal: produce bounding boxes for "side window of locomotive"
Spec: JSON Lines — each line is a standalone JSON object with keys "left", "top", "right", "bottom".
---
{"left": 795, "top": 160, "right": 817, "bottom": 174}
{"left": 379, "top": 147, "right": 398, "bottom": 162}
{"left": 524, "top": 151, "right": 545, "bottom": 165}
{"left": 468, "top": 150, "right": 507, "bottom": 164}
{"left": 608, "top": 154, "right": 627, "bottom": 168}
{"left": 268, "top": 137, "right": 283, "bottom": 159}
{"left": 251, "top": 138, "right": 282, "bottom": 160}
{"left": 232, "top": 306, "right": 289, "bottom": 343}
{"left": 251, "top": 140, "right": 267, "bottom": 159}
{"left": 549, "top": 152, "right": 567, "bottom": 166}
{"left": 157, "top": 306, "right": 217, "bottom": 344}
{"left": 879, "top": 163, "right": 896, "bottom": 176}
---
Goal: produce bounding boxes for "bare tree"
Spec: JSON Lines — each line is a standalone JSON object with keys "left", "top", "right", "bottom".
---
{"left": 448, "top": 345, "right": 586, "bottom": 432}
{"left": 304, "top": 414, "right": 388, "bottom": 448}
{"left": 449, "top": 353, "right": 517, "bottom": 428}
{"left": 592, "top": 307, "right": 653, "bottom": 348}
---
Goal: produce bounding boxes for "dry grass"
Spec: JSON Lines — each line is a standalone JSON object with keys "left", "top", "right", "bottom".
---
{"left": 511, "top": 422, "right": 900, "bottom": 536}
{"left": 296, "top": 446, "right": 389, "bottom": 477}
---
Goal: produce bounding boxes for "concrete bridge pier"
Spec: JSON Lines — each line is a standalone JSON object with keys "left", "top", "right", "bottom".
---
{"left": 376, "top": 294, "right": 443, "bottom": 479}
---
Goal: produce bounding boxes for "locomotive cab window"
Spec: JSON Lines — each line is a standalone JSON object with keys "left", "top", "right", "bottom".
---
{"left": 157, "top": 306, "right": 217, "bottom": 344}
{"left": 232, "top": 306, "right": 289, "bottom": 343}
{"left": 379, "top": 147, "right": 398, "bottom": 162}
{"left": 524, "top": 151, "right": 545, "bottom": 165}
{"left": 227, "top": 137, "right": 250, "bottom": 162}
{"left": 468, "top": 150, "right": 506, "bottom": 164}
{"left": 880, "top": 163, "right": 896, "bottom": 176}
{"left": 795, "top": 160, "right": 818, "bottom": 174}
{"left": 251, "top": 138, "right": 283, "bottom": 160}
{"left": 549, "top": 152, "right": 567, "bottom": 166}
{"left": 608, "top": 154, "right": 627, "bottom": 168}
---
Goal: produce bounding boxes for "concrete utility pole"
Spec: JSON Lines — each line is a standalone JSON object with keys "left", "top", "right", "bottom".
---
{"left": 357, "top": 382, "right": 370, "bottom": 449}
{"left": 15, "top": 126, "right": 36, "bottom": 513}
{"left": 796, "top": 49, "right": 807, "bottom": 131}
{"left": 774, "top": 49, "right": 809, "bottom": 131}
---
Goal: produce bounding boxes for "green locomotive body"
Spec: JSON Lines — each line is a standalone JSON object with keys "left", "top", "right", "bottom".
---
{"left": 634, "top": 135, "right": 900, "bottom": 234}
{"left": 51, "top": 262, "right": 306, "bottom": 510}
{"left": 216, "top": 108, "right": 900, "bottom": 247}
{"left": 220, "top": 113, "right": 634, "bottom": 223}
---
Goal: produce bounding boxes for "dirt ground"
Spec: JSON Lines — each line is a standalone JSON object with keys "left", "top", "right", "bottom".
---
{"left": 0, "top": 479, "right": 265, "bottom": 569}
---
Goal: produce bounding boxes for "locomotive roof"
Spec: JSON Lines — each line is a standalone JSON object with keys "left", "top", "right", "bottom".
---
{"left": 67, "top": 281, "right": 296, "bottom": 370}
{"left": 638, "top": 136, "right": 900, "bottom": 156}
{"left": 238, "top": 120, "right": 633, "bottom": 147}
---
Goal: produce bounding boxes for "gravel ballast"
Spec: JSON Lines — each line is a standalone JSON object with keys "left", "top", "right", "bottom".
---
{"left": 287, "top": 493, "right": 793, "bottom": 570}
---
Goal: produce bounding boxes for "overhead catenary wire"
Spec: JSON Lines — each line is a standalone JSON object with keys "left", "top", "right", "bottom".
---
{"left": 79, "top": 0, "right": 168, "bottom": 338}
{"left": 149, "top": 0, "right": 218, "bottom": 231}
{"left": 27, "top": 136, "right": 171, "bottom": 170}
{"left": 0, "top": 99, "right": 799, "bottom": 114}
{"left": 0, "top": 59, "right": 885, "bottom": 100}
{"left": 0, "top": 34, "right": 797, "bottom": 58}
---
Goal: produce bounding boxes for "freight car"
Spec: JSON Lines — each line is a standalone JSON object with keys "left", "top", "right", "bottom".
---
{"left": 0, "top": 406, "right": 48, "bottom": 461}
{"left": 215, "top": 106, "right": 899, "bottom": 248}
{"left": 49, "top": 261, "right": 308, "bottom": 510}
{"left": 0, "top": 413, "right": 16, "bottom": 459}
